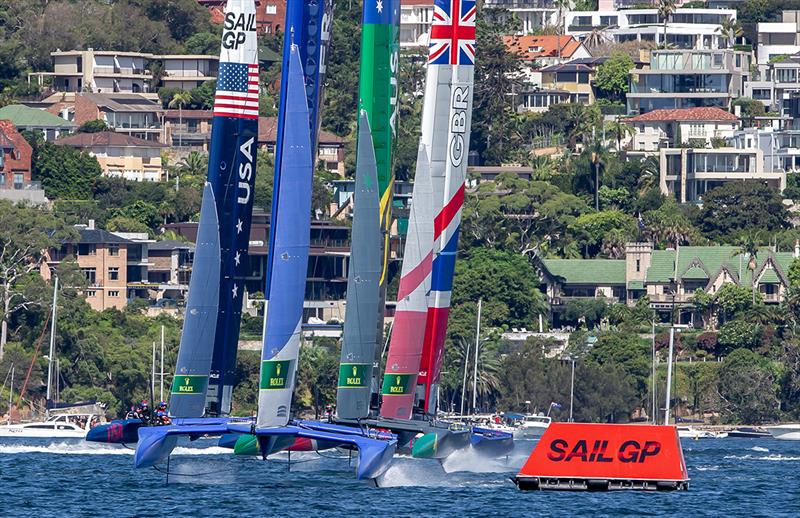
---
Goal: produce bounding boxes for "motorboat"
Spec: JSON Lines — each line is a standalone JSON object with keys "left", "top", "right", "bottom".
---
{"left": 767, "top": 424, "right": 800, "bottom": 440}
{"left": 0, "top": 412, "right": 100, "bottom": 440}
{"left": 726, "top": 427, "right": 771, "bottom": 439}
{"left": 513, "top": 414, "right": 551, "bottom": 439}
{"left": 677, "top": 426, "right": 720, "bottom": 439}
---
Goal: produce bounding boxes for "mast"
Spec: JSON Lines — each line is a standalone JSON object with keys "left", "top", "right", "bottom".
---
{"left": 335, "top": 112, "right": 381, "bottom": 420}
{"left": 45, "top": 275, "right": 58, "bottom": 414}
{"left": 664, "top": 326, "right": 675, "bottom": 425}
{"left": 160, "top": 325, "right": 165, "bottom": 403}
{"left": 202, "top": 0, "right": 260, "bottom": 416}
{"left": 256, "top": 45, "right": 313, "bottom": 429}
{"left": 472, "top": 297, "right": 481, "bottom": 413}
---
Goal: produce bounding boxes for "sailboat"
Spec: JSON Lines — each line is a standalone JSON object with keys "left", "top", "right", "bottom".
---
{"left": 129, "top": 1, "right": 396, "bottom": 481}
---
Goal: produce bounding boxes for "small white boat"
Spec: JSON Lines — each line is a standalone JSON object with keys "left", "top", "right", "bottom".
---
{"left": 677, "top": 426, "right": 717, "bottom": 439}
{"left": 0, "top": 413, "right": 99, "bottom": 440}
{"left": 767, "top": 424, "right": 800, "bottom": 440}
{"left": 513, "top": 415, "right": 551, "bottom": 439}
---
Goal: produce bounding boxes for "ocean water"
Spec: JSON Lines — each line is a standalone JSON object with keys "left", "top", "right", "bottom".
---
{"left": 1, "top": 438, "right": 799, "bottom": 517}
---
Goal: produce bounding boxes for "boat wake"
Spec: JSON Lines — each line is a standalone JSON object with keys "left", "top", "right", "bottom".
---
{"left": 723, "top": 453, "right": 800, "bottom": 462}
{"left": 750, "top": 446, "right": 769, "bottom": 452}
{"left": 0, "top": 442, "right": 133, "bottom": 455}
{"left": 441, "top": 447, "right": 520, "bottom": 474}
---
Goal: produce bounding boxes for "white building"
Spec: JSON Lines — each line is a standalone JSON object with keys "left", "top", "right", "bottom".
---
{"left": 158, "top": 55, "right": 219, "bottom": 90}
{"left": 400, "top": 0, "right": 434, "bottom": 48}
{"left": 565, "top": 8, "right": 737, "bottom": 50}
{"left": 486, "top": 0, "right": 560, "bottom": 36}
{"left": 626, "top": 107, "right": 739, "bottom": 153}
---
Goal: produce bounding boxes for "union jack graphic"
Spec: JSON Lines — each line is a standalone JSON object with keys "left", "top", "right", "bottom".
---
{"left": 428, "top": 0, "right": 476, "bottom": 65}
{"left": 213, "top": 62, "right": 259, "bottom": 120}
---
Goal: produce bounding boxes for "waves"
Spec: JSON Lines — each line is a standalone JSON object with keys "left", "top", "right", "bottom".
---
{"left": 0, "top": 441, "right": 231, "bottom": 456}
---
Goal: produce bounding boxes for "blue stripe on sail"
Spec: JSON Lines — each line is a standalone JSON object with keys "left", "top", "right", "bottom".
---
{"left": 429, "top": 227, "right": 460, "bottom": 293}
{"left": 262, "top": 46, "right": 313, "bottom": 360}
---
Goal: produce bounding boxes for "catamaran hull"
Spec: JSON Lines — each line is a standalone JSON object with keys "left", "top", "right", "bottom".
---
{"left": 85, "top": 419, "right": 143, "bottom": 444}
{"left": 410, "top": 428, "right": 471, "bottom": 459}
{"left": 134, "top": 418, "right": 397, "bottom": 480}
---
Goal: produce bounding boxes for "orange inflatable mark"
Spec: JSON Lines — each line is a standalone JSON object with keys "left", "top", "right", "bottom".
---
{"left": 515, "top": 423, "right": 689, "bottom": 491}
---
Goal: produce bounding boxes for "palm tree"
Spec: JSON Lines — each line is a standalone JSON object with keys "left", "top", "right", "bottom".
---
{"left": 584, "top": 25, "right": 615, "bottom": 51}
{"left": 638, "top": 155, "right": 660, "bottom": 194}
{"left": 603, "top": 119, "right": 635, "bottom": 152}
{"left": 733, "top": 231, "right": 762, "bottom": 303}
{"left": 555, "top": 0, "right": 570, "bottom": 60}
{"left": 657, "top": 0, "right": 677, "bottom": 50}
{"left": 716, "top": 18, "right": 743, "bottom": 49}
{"left": 168, "top": 91, "right": 194, "bottom": 148}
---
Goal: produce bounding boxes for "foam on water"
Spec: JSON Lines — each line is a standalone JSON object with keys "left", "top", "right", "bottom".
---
{"left": 441, "top": 446, "right": 516, "bottom": 474}
{"left": 723, "top": 453, "right": 800, "bottom": 461}
{"left": 0, "top": 442, "right": 133, "bottom": 455}
{"left": 750, "top": 446, "right": 769, "bottom": 452}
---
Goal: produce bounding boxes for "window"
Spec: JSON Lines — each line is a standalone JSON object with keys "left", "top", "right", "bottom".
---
{"left": 78, "top": 244, "right": 96, "bottom": 256}
{"left": 636, "top": 259, "right": 641, "bottom": 272}
{"left": 266, "top": 4, "right": 277, "bottom": 14}
{"left": 13, "top": 173, "right": 23, "bottom": 189}
{"left": 109, "top": 290, "right": 120, "bottom": 297}
{"left": 81, "top": 268, "right": 96, "bottom": 285}
{"left": 86, "top": 290, "right": 96, "bottom": 297}
{"left": 108, "top": 267, "right": 119, "bottom": 281}
{"left": 0, "top": 172, "right": 5, "bottom": 186}
{"left": 108, "top": 243, "right": 119, "bottom": 256}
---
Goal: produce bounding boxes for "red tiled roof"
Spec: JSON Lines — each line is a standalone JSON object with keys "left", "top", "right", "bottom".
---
{"left": 503, "top": 35, "right": 583, "bottom": 61}
{"left": 627, "top": 107, "right": 738, "bottom": 122}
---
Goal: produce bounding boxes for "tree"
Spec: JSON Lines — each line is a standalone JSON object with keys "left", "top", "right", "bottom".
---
{"left": 189, "top": 80, "right": 216, "bottom": 110}
{"left": 168, "top": 90, "right": 193, "bottom": 148}
{"left": 109, "top": 200, "right": 161, "bottom": 232}
{"left": 594, "top": 52, "right": 635, "bottom": 104}
{"left": 569, "top": 210, "right": 637, "bottom": 257}
{"left": 696, "top": 182, "right": 789, "bottom": 242}
{"left": 31, "top": 142, "right": 103, "bottom": 200}
{"left": 175, "top": 151, "right": 208, "bottom": 189}
{"left": 733, "top": 231, "right": 762, "bottom": 302}
{"left": 603, "top": 119, "right": 634, "bottom": 152}
{"left": 657, "top": 0, "right": 677, "bottom": 49}
{"left": 716, "top": 283, "right": 760, "bottom": 321}
{"left": 77, "top": 119, "right": 111, "bottom": 133}
{"left": 717, "top": 348, "right": 779, "bottom": 423}
{"left": 0, "top": 201, "right": 75, "bottom": 360}
{"left": 184, "top": 31, "right": 220, "bottom": 56}
{"left": 642, "top": 200, "right": 698, "bottom": 249}
{"left": 733, "top": 97, "right": 766, "bottom": 121}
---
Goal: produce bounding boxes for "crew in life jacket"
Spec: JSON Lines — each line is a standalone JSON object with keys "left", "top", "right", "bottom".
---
{"left": 138, "top": 400, "right": 152, "bottom": 424}
{"left": 154, "top": 402, "right": 171, "bottom": 426}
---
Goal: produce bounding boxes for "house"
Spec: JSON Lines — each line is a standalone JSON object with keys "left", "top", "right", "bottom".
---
{"left": 400, "top": 0, "right": 434, "bottom": 48}
{"left": 535, "top": 242, "right": 797, "bottom": 327}
{"left": 756, "top": 11, "right": 800, "bottom": 66}
{"left": 505, "top": 35, "right": 591, "bottom": 82}
{"left": 0, "top": 105, "right": 75, "bottom": 141}
{"left": 161, "top": 109, "right": 213, "bottom": 151}
{"left": 42, "top": 222, "right": 140, "bottom": 311}
{"left": 627, "top": 49, "right": 751, "bottom": 115}
{"left": 74, "top": 93, "right": 162, "bottom": 142}
{"left": 626, "top": 107, "right": 739, "bottom": 153}
{"left": 746, "top": 54, "right": 800, "bottom": 113}
{"left": 28, "top": 49, "right": 219, "bottom": 99}
{"left": 158, "top": 55, "right": 218, "bottom": 91}
{"left": 257, "top": 116, "right": 345, "bottom": 176}
{"left": 54, "top": 131, "right": 167, "bottom": 182}
{"left": 539, "top": 57, "right": 610, "bottom": 105}
{"left": 485, "top": 0, "right": 559, "bottom": 36}
{"left": 565, "top": 8, "right": 737, "bottom": 50}
{"left": 0, "top": 120, "right": 47, "bottom": 205}
{"left": 659, "top": 147, "right": 783, "bottom": 203}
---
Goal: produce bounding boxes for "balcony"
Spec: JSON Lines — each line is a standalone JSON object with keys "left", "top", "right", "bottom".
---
{"left": 485, "top": 0, "right": 557, "bottom": 8}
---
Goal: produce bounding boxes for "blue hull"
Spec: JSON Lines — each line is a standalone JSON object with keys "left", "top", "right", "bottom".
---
{"left": 85, "top": 419, "right": 143, "bottom": 444}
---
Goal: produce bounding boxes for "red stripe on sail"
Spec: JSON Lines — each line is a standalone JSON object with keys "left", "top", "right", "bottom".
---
{"left": 396, "top": 251, "right": 433, "bottom": 301}
{"left": 433, "top": 184, "right": 465, "bottom": 239}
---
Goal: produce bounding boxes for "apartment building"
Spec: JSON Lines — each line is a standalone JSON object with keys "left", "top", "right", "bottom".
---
{"left": 756, "top": 11, "right": 800, "bottom": 66}
{"left": 659, "top": 146, "right": 783, "bottom": 203}
{"left": 538, "top": 57, "right": 611, "bottom": 105}
{"left": 146, "top": 239, "right": 193, "bottom": 302}
{"left": 54, "top": 131, "right": 166, "bottom": 182}
{"left": 747, "top": 54, "right": 800, "bottom": 113}
{"left": 159, "top": 55, "right": 219, "bottom": 91}
{"left": 628, "top": 49, "right": 750, "bottom": 114}
{"left": 536, "top": 242, "right": 795, "bottom": 326}
{"left": 42, "top": 223, "right": 136, "bottom": 311}
{"left": 626, "top": 107, "right": 739, "bottom": 153}
{"left": 565, "top": 8, "right": 736, "bottom": 50}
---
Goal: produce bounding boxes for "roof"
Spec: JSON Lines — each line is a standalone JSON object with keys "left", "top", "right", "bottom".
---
{"left": 503, "top": 35, "right": 583, "bottom": 61}
{"left": 645, "top": 250, "right": 676, "bottom": 283}
{"left": 54, "top": 131, "right": 166, "bottom": 148}
{"left": 540, "top": 62, "right": 595, "bottom": 73}
{"left": 75, "top": 226, "right": 132, "bottom": 244}
{"left": 0, "top": 104, "right": 75, "bottom": 128}
{"left": 0, "top": 119, "right": 32, "bottom": 155}
{"left": 541, "top": 259, "right": 626, "bottom": 285}
{"left": 149, "top": 239, "right": 195, "bottom": 251}
{"left": 627, "top": 107, "right": 738, "bottom": 123}
{"left": 79, "top": 93, "right": 161, "bottom": 113}
{"left": 258, "top": 116, "right": 343, "bottom": 145}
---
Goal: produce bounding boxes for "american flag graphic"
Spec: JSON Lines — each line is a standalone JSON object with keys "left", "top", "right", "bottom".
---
{"left": 213, "top": 62, "right": 259, "bottom": 120}
{"left": 428, "top": 0, "right": 476, "bottom": 65}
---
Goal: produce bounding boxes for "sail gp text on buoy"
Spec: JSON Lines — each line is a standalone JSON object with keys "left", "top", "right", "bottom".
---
{"left": 515, "top": 423, "right": 690, "bottom": 491}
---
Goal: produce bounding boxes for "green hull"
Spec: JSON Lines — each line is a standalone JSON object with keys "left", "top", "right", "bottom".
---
{"left": 232, "top": 434, "right": 296, "bottom": 456}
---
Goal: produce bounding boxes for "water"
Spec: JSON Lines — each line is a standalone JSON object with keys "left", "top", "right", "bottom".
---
{"left": 1, "top": 438, "right": 799, "bottom": 517}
